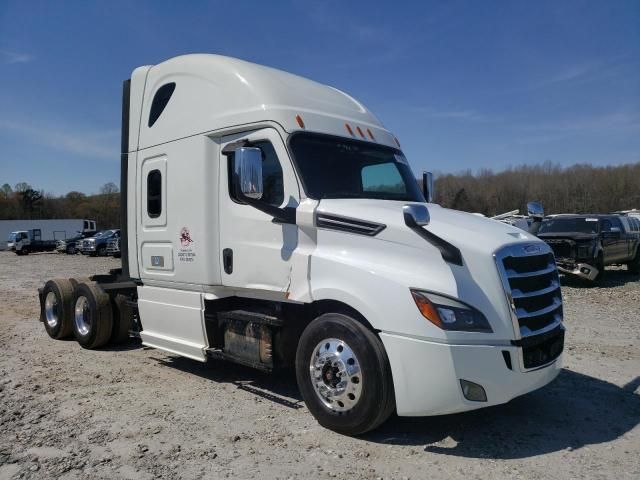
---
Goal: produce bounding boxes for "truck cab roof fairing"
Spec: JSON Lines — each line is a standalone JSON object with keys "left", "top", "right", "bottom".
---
{"left": 135, "top": 54, "right": 396, "bottom": 151}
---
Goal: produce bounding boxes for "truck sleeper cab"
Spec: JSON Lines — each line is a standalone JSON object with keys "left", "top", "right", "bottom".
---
{"left": 38, "top": 54, "right": 564, "bottom": 435}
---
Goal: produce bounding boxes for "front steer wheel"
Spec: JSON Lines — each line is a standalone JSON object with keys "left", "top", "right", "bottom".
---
{"left": 295, "top": 313, "right": 395, "bottom": 436}
{"left": 41, "top": 278, "right": 75, "bottom": 339}
{"left": 72, "top": 282, "right": 113, "bottom": 349}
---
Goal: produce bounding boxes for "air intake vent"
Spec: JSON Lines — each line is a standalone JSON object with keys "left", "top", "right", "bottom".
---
{"left": 316, "top": 213, "right": 386, "bottom": 236}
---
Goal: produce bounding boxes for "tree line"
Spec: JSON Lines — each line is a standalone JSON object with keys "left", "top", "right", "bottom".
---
{"left": 1, "top": 161, "right": 638, "bottom": 228}
{"left": 432, "top": 161, "right": 640, "bottom": 216}
{"left": 0, "top": 182, "right": 120, "bottom": 229}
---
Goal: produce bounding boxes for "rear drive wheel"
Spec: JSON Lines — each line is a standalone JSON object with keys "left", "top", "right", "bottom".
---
{"left": 66, "top": 245, "right": 76, "bottom": 255}
{"left": 72, "top": 282, "right": 113, "bottom": 349}
{"left": 295, "top": 313, "right": 395, "bottom": 436}
{"left": 41, "top": 279, "right": 74, "bottom": 339}
{"left": 627, "top": 248, "right": 640, "bottom": 275}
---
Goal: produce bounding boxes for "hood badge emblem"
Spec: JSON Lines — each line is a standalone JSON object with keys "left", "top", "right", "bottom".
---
{"left": 523, "top": 244, "right": 541, "bottom": 255}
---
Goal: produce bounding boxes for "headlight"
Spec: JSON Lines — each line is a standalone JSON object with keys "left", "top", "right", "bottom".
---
{"left": 410, "top": 289, "right": 493, "bottom": 333}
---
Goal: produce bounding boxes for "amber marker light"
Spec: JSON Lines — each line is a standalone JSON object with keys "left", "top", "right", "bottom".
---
{"left": 411, "top": 290, "right": 443, "bottom": 328}
{"left": 345, "top": 123, "right": 354, "bottom": 136}
{"left": 295, "top": 115, "right": 305, "bottom": 129}
{"left": 394, "top": 136, "right": 401, "bottom": 148}
{"left": 356, "top": 126, "right": 365, "bottom": 138}
{"left": 367, "top": 128, "right": 375, "bottom": 140}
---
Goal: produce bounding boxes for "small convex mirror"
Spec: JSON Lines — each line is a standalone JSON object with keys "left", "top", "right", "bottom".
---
{"left": 527, "top": 201, "right": 544, "bottom": 219}
{"left": 403, "top": 204, "right": 430, "bottom": 227}
{"left": 234, "top": 147, "right": 263, "bottom": 200}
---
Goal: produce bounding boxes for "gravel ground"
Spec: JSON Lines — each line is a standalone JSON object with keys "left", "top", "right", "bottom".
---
{"left": 0, "top": 251, "right": 638, "bottom": 480}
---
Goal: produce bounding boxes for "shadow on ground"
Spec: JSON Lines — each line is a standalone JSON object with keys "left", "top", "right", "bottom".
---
{"left": 560, "top": 268, "right": 639, "bottom": 288}
{"left": 157, "top": 353, "right": 639, "bottom": 459}
{"left": 366, "top": 370, "right": 639, "bottom": 458}
{"left": 158, "top": 355, "right": 305, "bottom": 409}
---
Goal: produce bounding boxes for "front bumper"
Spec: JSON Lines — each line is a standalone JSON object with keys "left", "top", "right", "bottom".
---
{"left": 556, "top": 262, "right": 598, "bottom": 281}
{"left": 381, "top": 332, "right": 562, "bottom": 417}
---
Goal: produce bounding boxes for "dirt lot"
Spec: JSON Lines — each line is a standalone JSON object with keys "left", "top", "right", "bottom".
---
{"left": 0, "top": 251, "right": 638, "bottom": 480}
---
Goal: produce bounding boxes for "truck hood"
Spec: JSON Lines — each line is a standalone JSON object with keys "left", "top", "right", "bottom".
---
{"left": 316, "top": 199, "right": 538, "bottom": 257}
{"left": 313, "top": 199, "right": 548, "bottom": 341}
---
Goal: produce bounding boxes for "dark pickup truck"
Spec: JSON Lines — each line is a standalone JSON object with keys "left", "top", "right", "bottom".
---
{"left": 538, "top": 214, "right": 640, "bottom": 281}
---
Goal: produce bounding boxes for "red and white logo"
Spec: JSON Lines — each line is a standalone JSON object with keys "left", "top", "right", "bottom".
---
{"left": 180, "top": 227, "right": 193, "bottom": 247}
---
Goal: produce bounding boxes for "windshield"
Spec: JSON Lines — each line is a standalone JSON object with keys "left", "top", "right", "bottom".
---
{"left": 8, "top": 233, "right": 17, "bottom": 242}
{"left": 94, "top": 230, "right": 114, "bottom": 239}
{"left": 289, "top": 133, "right": 425, "bottom": 202}
{"left": 539, "top": 218, "right": 599, "bottom": 234}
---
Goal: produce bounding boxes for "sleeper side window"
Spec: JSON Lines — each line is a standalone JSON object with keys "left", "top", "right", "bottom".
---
{"left": 229, "top": 141, "right": 284, "bottom": 207}
{"left": 147, "top": 169, "right": 162, "bottom": 218}
{"left": 148, "top": 83, "right": 176, "bottom": 127}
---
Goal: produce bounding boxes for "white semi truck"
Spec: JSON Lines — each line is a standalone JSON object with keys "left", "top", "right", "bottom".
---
{"left": 38, "top": 55, "right": 564, "bottom": 435}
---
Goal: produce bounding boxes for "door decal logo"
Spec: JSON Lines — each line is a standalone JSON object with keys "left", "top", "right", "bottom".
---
{"left": 180, "top": 227, "right": 193, "bottom": 247}
{"left": 178, "top": 227, "right": 196, "bottom": 263}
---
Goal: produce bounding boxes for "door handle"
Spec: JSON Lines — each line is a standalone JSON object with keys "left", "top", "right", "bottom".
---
{"left": 223, "top": 248, "right": 233, "bottom": 274}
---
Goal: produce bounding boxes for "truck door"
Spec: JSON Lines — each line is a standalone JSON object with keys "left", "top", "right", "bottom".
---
{"left": 219, "top": 128, "right": 301, "bottom": 294}
{"left": 601, "top": 217, "right": 626, "bottom": 262}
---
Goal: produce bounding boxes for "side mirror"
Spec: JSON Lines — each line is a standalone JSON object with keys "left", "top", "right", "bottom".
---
{"left": 403, "top": 204, "right": 430, "bottom": 227}
{"left": 527, "top": 201, "right": 544, "bottom": 219}
{"left": 234, "top": 147, "right": 263, "bottom": 200}
{"left": 422, "top": 171, "right": 434, "bottom": 203}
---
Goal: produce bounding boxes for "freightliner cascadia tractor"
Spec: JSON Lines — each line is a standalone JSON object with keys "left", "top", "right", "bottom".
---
{"left": 39, "top": 55, "right": 564, "bottom": 435}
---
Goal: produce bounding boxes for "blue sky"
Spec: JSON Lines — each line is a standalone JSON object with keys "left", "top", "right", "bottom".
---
{"left": 1, "top": 0, "right": 638, "bottom": 195}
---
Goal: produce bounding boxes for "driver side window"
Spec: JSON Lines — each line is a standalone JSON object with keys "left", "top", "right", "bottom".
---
{"left": 228, "top": 141, "right": 284, "bottom": 207}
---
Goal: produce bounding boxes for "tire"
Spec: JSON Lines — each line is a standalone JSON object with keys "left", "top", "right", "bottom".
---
{"left": 111, "top": 294, "right": 133, "bottom": 343}
{"left": 97, "top": 245, "right": 107, "bottom": 257}
{"left": 69, "top": 277, "right": 93, "bottom": 289}
{"left": 295, "top": 313, "right": 395, "bottom": 436}
{"left": 66, "top": 245, "right": 76, "bottom": 255}
{"left": 71, "top": 282, "right": 113, "bottom": 349}
{"left": 41, "top": 279, "right": 75, "bottom": 339}
{"left": 627, "top": 248, "right": 640, "bottom": 275}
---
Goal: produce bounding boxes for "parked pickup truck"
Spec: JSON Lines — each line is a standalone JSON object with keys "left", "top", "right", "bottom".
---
{"left": 79, "top": 229, "right": 120, "bottom": 257}
{"left": 538, "top": 214, "right": 640, "bottom": 281}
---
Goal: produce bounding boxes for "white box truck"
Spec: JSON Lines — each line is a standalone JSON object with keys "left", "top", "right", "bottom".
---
{"left": 4, "top": 219, "right": 96, "bottom": 254}
{"left": 38, "top": 55, "right": 564, "bottom": 435}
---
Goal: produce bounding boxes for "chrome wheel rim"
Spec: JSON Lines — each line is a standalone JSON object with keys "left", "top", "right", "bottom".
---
{"left": 74, "top": 296, "right": 91, "bottom": 336}
{"left": 309, "top": 338, "right": 363, "bottom": 412}
{"left": 44, "top": 292, "right": 59, "bottom": 328}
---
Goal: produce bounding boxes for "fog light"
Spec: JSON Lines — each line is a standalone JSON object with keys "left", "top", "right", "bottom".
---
{"left": 460, "top": 380, "right": 487, "bottom": 402}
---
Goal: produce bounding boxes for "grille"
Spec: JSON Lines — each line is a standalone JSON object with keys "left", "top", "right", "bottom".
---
{"left": 544, "top": 239, "right": 573, "bottom": 259}
{"left": 521, "top": 327, "right": 564, "bottom": 369}
{"left": 496, "top": 246, "right": 563, "bottom": 339}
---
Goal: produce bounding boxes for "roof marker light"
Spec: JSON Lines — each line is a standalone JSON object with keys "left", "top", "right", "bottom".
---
{"left": 394, "top": 136, "right": 401, "bottom": 148}
{"left": 295, "top": 115, "right": 305, "bottom": 129}
{"left": 367, "top": 128, "right": 375, "bottom": 140}
{"left": 356, "top": 126, "right": 365, "bottom": 138}
{"left": 345, "top": 123, "right": 354, "bottom": 136}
